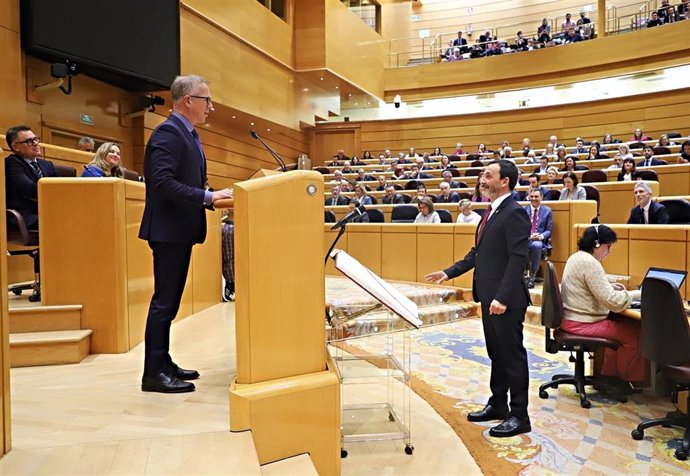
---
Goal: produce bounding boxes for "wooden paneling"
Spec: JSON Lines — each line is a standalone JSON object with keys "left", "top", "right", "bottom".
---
{"left": 0, "top": 0, "right": 19, "bottom": 32}
{"left": 0, "top": 157, "right": 11, "bottom": 454}
{"left": 294, "top": 0, "right": 327, "bottom": 71}
{"left": 313, "top": 128, "right": 358, "bottom": 166}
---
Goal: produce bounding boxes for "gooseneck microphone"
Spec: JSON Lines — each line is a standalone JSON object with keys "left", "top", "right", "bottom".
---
{"left": 250, "top": 130, "right": 288, "bottom": 172}
{"left": 330, "top": 205, "right": 367, "bottom": 230}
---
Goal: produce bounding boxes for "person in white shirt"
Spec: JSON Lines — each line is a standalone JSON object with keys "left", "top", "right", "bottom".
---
{"left": 414, "top": 196, "right": 441, "bottom": 223}
{"left": 456, "top": 199, "right": 482, "bottom": 224}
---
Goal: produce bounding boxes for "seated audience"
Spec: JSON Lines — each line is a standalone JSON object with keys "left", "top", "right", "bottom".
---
{"left": 414, "top": 196, "right": 440, "bottom": 224}
{"left": 453, "top": 30, "right": 469, "bottom": 53}
{"left": 617, "top": 143, "right": 634, "bottom": 160}
{"left": 484, "top": 41, "right": 503, "bottom": 57}
{"left": 555, "top": 145, "right": 568, "bottom": 162}
{"left": 376, "top": 175, "right": 388, "bottom": 191}
{"left": 637, "top": 145, "right": 665, "bottom": 167}
{"left": 560, "top": 156, "right": 587, "bottom": 172}
{"left": 347, "top": 201, "right": 369, "bottom": 223}
{"left": 559, "top": 171, "right": 586, "bottom": 200}
{"left": 77, "top": 136, "right": 95, "bottom": 152}
{"left": 382, "top": 184, "right": 405, "bottom": 205}
{"left": 411, "top": 184, "right": 428, "bottom": 203}
{"left": 453, "top": 143, "right": 466, "bottom": 155}
{"left": 679, "top": 140, "right": 690, "bottom": 163}
{"left": 471, "top": 174, "right": 490, "bottom": 202}
{"left": 524, "top": 188, "right": 553, "bottom": 289}
{"left": 325, "top": 185, "right": 349, "bottom": 206}
{"left": 432, "top": 146, "right": 444, "bottom": 157}
{"left": 355, "top": 168, "right": 375, "bottom": 182}
{"left": 537, "top": 18, "right": 551, "bottom": 37}
{"left": 81, "top": 142, "right": 125, "bottom": 178}
{"left": 579, "top": 10, "right": 592, "bottom": 24}
{"left": 626, "top": 181, "right": 669, "bottom": 224}
{"left": 350, "top": 155, "right": 363, "bottom": 166}
{"left": 572, "top": 138, "right": 588, "bottom": 155}
{"left": 406, "top": 164, "right": 433, "bottom": 180}
{"left": 585, "top": 144, "right": 606, "bottom": 161}
{"left": 361, "top": 150, "right": 375, "bottom": 161}
{"left": 524, "top": 149, "right": 538, "bottom": 164}
{"left": 456, "top": 199, "right": 482, "bottom": 224}
{"left": 544, "top": 143, "right": 556, "bottom": 157}
{"left": 515, "top": 31, "right": 528, "bottom": 50}
{"left": 679, "top": 0, "right": 689, "bottom": 19}
{"left": 617, "top": 158, "right": 638, "bottom": 181}
{"left": 646, "top": 11, "right": 664, "bottom": 27}
{"left": 441, "top": 170, "right": 462, "bottom": 188}
{"left": 341, "top": 160, "right": 354, "bottom": 174}
{"left": 560, "top": 225, "right": 644, "bottom": 385}
{"left": 330, "top": 149, "right": 349, "bottom": 166}
{"left": 543, "top": 166, "right": 563, "bottom": 185}
{"left": 476, "top": 143, "right": 488, "bottom": 154}
{"left": 609, "top": 154, "right": 625, "bottom": 169}
{"left": 527, "top": 173, "right": 549, "bottom": 197}
{"left": 563, "top": 27, "right": 583, "bottom": 43}
{"left": 441, "top": 39, "right": 454, "bottom": 61}
{"left": 353, "top": 185, "right": 373, "bottom": 206}
{"left": 561, "top": 12, "right": 576, "bottom": 32}
{"left": 4, "top": 125, "right": 60, "bottom": 230}
{"left": 448, "top": 47, "right": 463, "bottom": 62}
{"left": 601, "top": 133, "right": 620, "bottom": 149}
{"left": 437, "top": 182, "right": 460, "bottom": 203}
{"left": 439, "top": 156, "right": 456, "bottom": 170}
{"left": 629, "top": 128, "right": 651, "bottom": 142}
{"left": 657, "top": 133, "right": 675, "bottom": 147}
{"left": 405, "top": 147, "right": 419, "bottom": 160}
{"left": 549, "top": 135, "right": 564, "bottom": 148}
{"left": 521, "top": 137, "right": 532, "bottom": 154}
{"left": 534, "top": 155, "right": 550, "bottom": 174}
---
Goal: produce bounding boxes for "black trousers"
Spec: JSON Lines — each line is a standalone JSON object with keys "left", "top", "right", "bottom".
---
{"left": 480, "top": 303, "right": 530, "bottom": 419}
{"left": 143, "top": 241, "right": 193, "bottom": 377}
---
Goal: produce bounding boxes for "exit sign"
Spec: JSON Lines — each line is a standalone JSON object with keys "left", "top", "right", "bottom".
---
{"left": 80, "top": 114, "right": 94, "bottom": 125}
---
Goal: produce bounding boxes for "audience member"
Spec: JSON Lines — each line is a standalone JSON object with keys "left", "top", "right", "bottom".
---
{"left": 523, "top": 188, "right": 553, "bottom": 288}
{"left": 441, "top": 170, "right": 462, "bottom": 188}
{"left": 555, "top": 146, "right": 568, "bottom": 162}
{"left": 679, "top": 0, "right": 689, "bottom": 19}
{"left": 353, "top": 185, "right": 373, "bottom": 206}
{"left": 325, "top": 185, "right": 349, "bottom": 206}
{"left": 384, "top": 149, "right": 393, "bottom": 160}
{"left": 559, "top": 171, "right": 586, "bottom": 200}
{"left": 484, "top": 41, "right": 503, "bottom": 56}
{"left": 585, "top": 144, "right": 605, "bottom": 161}
{"left": 534, "top": 155, "right": 550, "bottom": 174}
{"left": 561, "top": 13, "right": 576, "bottom": 32}
{"left": 560, "top": 225, "right": 644, "bottom": 386}
{"left": 347, "top": 201, "right": 370, "bottom": 223}
{"left": 617, "top": 158, "right": 638, "bottom": 181}
{"left": 330, "top": 149, "right": 349, "bottom": 165}
{"left": 515, "top": 31, "right": 528, "bottom": 50}
{"left": 609, "top": 154, "right": 625, "bottom": 169}
{"left": 471, "top": 173, "right": 490, "bottom": 202}
{"left": 437, "top": 182, "right": 461, "bottom": 203}
{"left": 563, "top": 27, "right": 583, "bottom": 43}
{"left": 439, "top": 156, "right": 456, "bottom": 170}
{"left": 341, "top": 160, "right": 354, "bottom": 174}
{"left": 617, "top": 143, "right": 633, "bottom": 159}
{"left": 4, "top": 125, "right": 59, "bottom": 230}
{"left": 630, "top": 128, "right": 651, "bottom": 142}
{"left": 657, "top": 133, "right": 676, "bottom": 147}
{"left": 524, "top": 149, "right": 538, "bottom": 164}
{"left": 453, "top": 143, "right": 466, "bottom": 155}
{"left": 382, "top": 184, "right": 405, "bottom": 205}
{"left": 397, "top": 151, "right": 410, "bottom": 164}
{"left": 81, "top": 142, "right": 125, "bottom": 178}
{"left": 679, "top": 140, "right": 690, "bottom": 163}
{"left": 476, "top": 143, "right": 488, "bottom": 154}
{"left": 432, "top": 146, "right": 443, "bottom": 157}
{"left": 637, "top": 145, "right": 665, "bottom": 167}
{"left": 626, "top": 181, "right": 669, "bottom": 224}
{"left": 442, "top": 40, "right": 454, "bottom": 61}
{"left": 561, "top": 156, "right": 587, "bottom": 172}
{"left": 376, "top": 175, "right": 388, "bottom": 191}
{"left": 549, "top": 135, "right": 563, "bottom": 148}
{"left": 538, "top": 18, "right": 551, "bottom": 37}
{"left": 456, "top": 199, "right": 482, "bottom": 224}
{"left": 579, "top": 10, "right": 592, "bottom": 24}
{"left": 411, "top": 184, "right": 428, "bottom": 203}
{"left": 355, "top": 168, "right": 375, "bottom": 182}
{"left": 453, "top": 31, "right": 469, "bottom": 54}
{"left": 77, "top": 136, "right": 95, "bottom": 152}
{"left": 414, "top": 196, "right": 440, "bottom": 224}
{"left": 544, "top": 143, "right": 556, "bottom": 157}
{"left": 527, "top": 173, "right": 549, "bottom": 196}
{"left": 543, "top": 166, "right": 562, "bottom": 185}
{"left": 657, "top": 0, "right": 674, "bottom": 22}
{"left": 448, "top": 47, "right": 463, "bottom": 62}
{"left": 521, "top": 137, "right": 532, "bottom": 154}
{"left": 572, "top": 138, "right": 588, "bottom": 155}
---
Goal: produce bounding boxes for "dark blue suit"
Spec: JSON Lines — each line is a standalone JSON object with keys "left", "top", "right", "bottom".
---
{"left": 524, "top": 205, "right": 553, "bottom": 275}
{"left": 443, "top": 195, "right": 531, "bottom": 418}
{"left": 139, "top": 113, "right": 210, "bottom": 377}
{"left": 4, "top": 153, "right": 59, "bottom": 229}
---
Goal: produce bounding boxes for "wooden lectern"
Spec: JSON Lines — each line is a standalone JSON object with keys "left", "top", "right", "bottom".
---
{"left": 229, "top": 171, "right": 340, "bottom": 475}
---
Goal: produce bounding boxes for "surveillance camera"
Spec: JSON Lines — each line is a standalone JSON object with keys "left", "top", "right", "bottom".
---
{"left": 51, "top": 61, "right": 77, "bottom": 79}
{"left": 393, "top": 94, "right": 401, "bottom": 108}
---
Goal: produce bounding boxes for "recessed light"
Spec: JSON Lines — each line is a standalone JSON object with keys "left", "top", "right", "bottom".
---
{"left": 348, "top": 93, "right": 352, "bottom": 96}
{"left": 232, "top": 115, "right": 236, "bottom": 119}
{"left": 335, "top": 86, "right": 339, "bottom": 89}
{"left": 354, "top": 102, "right": 358, "bottom": 105}
{"left": 320, "top": 77, "right": 324, "bottom": 81}
{"left": 303, "top": 88, "right": 309, "bottom": 92}
{"left": 266, "top": 128, "right": 271, "bottom": 132}
{"left": 250, "top": 122, "right": 255, "bottom": 126}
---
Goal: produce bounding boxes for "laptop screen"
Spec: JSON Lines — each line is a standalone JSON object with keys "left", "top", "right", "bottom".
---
{"left": 644, "top": 267, "right": 688, "bottom": 289}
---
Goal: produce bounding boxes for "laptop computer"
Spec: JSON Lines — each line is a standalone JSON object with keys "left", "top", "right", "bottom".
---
{"left": 629, "top": 267, "right": 687, "bottom": 309}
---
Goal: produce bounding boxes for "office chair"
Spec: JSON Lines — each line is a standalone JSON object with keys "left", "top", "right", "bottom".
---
{"left": 660, "top": 199, "right": 690, "bottom": 224}
{"left": 6, "top": 209, "right": 40, "bottom": 302}
{"left": 538, "top": 262, "right": 624, "bottom": 408}
{"left": 436, "top": 209, "right": 452, "bottom": 223}
{"left": 391, "top": 205, "right": 418, "bottom": 223}
{"left": 631, "top": 276, "right": 690, "bottom": 461}
{"left": 366, "top": 209, "right": 385, "bottom": 223}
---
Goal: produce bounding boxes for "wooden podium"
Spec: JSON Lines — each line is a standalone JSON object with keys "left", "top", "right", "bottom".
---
{"left": 229, "top": 171, "right": 340, "bottom": 475}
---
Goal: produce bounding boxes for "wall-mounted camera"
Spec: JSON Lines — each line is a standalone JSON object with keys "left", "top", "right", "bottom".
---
{"left": 394, "top": 94, "right": 402, "bottom": 109}
{"left": 141, "top": 95, "right": 165, "bottom": 112}
{"left": 35, "top": 61, "right": 77, "bottom": 95}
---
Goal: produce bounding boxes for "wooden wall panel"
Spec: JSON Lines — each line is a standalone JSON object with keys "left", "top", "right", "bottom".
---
{"left": 0, "top": 158, "right": 11, "bottom": 454}
{"left": 294, "top": 0, "right": 327, "bottom": 71}
{"left": 313, "top": 128, "right": 358, "bottom": 166}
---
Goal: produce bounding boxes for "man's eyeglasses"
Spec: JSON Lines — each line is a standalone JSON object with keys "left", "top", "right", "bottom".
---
{"left": 189, "top": 95, "right": 213, "bottom": 106}
{"left": 13, "top": 137, "right": 40, "bottom": 146}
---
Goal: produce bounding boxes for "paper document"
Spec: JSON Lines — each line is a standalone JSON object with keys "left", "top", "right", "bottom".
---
{"left": 330, "top": 249, "right": 422, "bottom": 328}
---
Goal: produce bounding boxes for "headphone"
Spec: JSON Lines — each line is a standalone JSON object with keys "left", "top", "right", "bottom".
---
{"left": 592, "top": 224, "right": 601, "bottom": 248}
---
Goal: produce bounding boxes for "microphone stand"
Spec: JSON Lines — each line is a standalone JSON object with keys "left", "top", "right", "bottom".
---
{"left": 251, "top": 131, "right": 288, "bottom": 172}
{"left": 325, "top": 223, "right": 348, "bottom": 265}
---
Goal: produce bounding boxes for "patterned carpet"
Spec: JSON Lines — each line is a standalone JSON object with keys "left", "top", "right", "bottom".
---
{"left": 344, "top": 318, "right": 690, "bottom": 475}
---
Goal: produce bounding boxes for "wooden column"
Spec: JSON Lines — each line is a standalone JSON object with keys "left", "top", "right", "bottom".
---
{"left": 598, "top": 0, "right": 607, "bottom": 37}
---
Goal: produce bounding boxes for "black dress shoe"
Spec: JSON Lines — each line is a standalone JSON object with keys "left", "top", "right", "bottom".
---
{"left": 142, "top": 372, "right": 195, "bottom": 393}
{"left": 170, "top": 364, "right": 200, "bottom": 381}
{"left": 489, "top": 416, "right": 531, "bottom": 438}
{"left": 467, "top": 404, "right": 509, "bottom": 422}
{"left": 526, "top": 276, "right": 535, "bottom": 289}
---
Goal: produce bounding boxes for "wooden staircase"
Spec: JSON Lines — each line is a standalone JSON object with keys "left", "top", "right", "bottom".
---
{"left": 8, "top": 303, "right": 91, "bottom": 367}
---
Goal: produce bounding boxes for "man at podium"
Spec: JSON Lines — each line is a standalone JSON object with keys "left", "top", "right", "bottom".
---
{"left": 138, "top": 74, "right": 233, "bottom": 393}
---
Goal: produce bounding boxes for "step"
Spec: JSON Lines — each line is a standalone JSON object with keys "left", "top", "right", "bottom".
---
{"left": 10, "top": 330, "right": 92, "bottom": 368}
{"left": 261, "top": 453, "right": 318, "bottom": 476}
{"left": 9, "top": 304, "right": 82, "bottom": 333}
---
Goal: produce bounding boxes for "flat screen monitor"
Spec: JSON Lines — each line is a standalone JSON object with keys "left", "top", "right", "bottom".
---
{"left": 20, "top": 0, "right": 180, "bottom": 91}
{"left": 644, "top": 267, "right": 687, "bottom": 290}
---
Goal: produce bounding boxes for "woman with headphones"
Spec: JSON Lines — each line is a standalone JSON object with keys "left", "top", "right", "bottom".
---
{"left": 559, "top": 225, "right": 644, "bottom": 387}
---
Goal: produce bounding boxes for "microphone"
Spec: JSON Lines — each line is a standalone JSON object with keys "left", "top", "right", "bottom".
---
{"left": 250, "top": 130, "right": 287, "bottom": 172}
{"left": 330, "top": 205, "right": 367, "bottom": 230}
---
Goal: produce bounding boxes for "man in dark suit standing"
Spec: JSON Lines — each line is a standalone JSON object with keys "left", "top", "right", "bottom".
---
{"left": 626, "top": 181, "right": 669, "bottom": 224}
{"left": 139, "top": 74, "right": 233, "bottom": 393}
{"left": 452, "top": 30, "right": 468, "bottom": 54}
{"left": 426, "top": 160, "right": 531, "bottom": 438}
{"left": 4, "top": 125, "right": 59, "bottom": 230}
{"left": 524, "top": 188, "right": 553, "bottom": 289}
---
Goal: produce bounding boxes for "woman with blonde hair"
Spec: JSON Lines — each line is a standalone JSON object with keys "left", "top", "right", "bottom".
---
{"left": 81, "top": 142, "right": 125, "bottom": 177}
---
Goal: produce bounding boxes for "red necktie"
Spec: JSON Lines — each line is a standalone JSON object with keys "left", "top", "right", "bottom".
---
{"left": 476, "top": 205, "right": 492, "bottom": 244}
{"left": 531, "top": 208, "right": 538, "bottom": 234}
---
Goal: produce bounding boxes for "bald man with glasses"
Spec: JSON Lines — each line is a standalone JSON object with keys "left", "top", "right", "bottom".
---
{"left": 4, "top": 125, "right": 59, "bottom": 230}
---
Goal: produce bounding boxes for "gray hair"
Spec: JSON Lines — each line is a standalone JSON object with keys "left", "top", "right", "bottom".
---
{"left": 78, "top": 136, "right": 95, "bottom": 147}
{"left": 634, "top": 181, "right": 652, "bottom": 194}
{"left": 458, "top": 199, "right": 472, "bottom": 209}
{"left": 171, "top": 74, "right": 209, "bottom": 102}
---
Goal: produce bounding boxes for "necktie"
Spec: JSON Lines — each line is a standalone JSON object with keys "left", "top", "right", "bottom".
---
{"left": 531, "top": 208, "right": 538, "bottom": 234}
{"left": 29, "top": 160, "right": 43, "bottom": 178}
{"left": 191, "top": 129, "right": 205, "bottom": 159}
{"left": 476, "top": 205, "right": 493, "bottom": 244}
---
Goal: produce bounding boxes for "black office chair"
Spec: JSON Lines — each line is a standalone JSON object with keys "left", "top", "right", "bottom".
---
{"left": 581, "top": 170, "right": 607, "bottom": 183}
{"left": 652, "top": 146, "right": 671, "bottom": 156}
{"left": 538, "top": 262, "right": 624, "bottom": 408}
{"left": 464, "top": 168, "right": 483, "bottom": 177}
{"left": 636, "top": 170, "right": 659, "bottom": 182}
{"left": 437, "top": 209, "right": 452, "bottom": 223}
{"left": 366, "top": 208, "right": 385, "bottom": 223}
{"left": 405, "top": 180, "right": 422, "bottom": 190}
{"left": 369, "top": 195, "right": 378, "bottom": 205}
{"left": 401, "top": 194, "right": 412, "bottom": 204}
{"left": 54, "top": 164, "right": 77, "bottom": 177}
{"left": 6, "top": 209, "right": 40, "bottom": 302}
{"left": 660, "top": 199, "right": 690, "bottom": 224}
{"left": 314, "top": 167, "right": 330, "bottom": 175}
{"left": 629, "top": 142, "right": 646, "bottom": 150}
{"left": 583, "top": 185, "right": 601, "bottom": 223}
{"left": 122, "top": 169, "right": 141, "bottom": 182}
{"left": 391, "top": 205, "right": 418, "bottom": 223}
{"left": 631, "top": 276, "right": 690, "bottom": 460}
{"left": 448, "top": 168, "right": 461, "bottom": 177}
{"left": 324, "top": 210, "right": 336, "bottom": 223}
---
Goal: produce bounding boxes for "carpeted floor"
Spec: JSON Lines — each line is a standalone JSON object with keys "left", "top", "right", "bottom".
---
{"left": 343, "top": 318, "right": 690, "bottom": 475}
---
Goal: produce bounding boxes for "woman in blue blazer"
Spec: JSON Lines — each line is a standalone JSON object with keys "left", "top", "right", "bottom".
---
{"left": 81, "top": 142, "right": 124, "bottom": 178}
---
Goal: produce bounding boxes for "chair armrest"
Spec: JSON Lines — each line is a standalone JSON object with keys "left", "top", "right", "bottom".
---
{"left": 6, "top": 209, "right": 34, "bottom": 245}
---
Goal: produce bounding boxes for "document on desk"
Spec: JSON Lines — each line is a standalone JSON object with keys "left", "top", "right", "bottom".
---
{"left": 330, "top": 249, "right": 422, "bottom": 328}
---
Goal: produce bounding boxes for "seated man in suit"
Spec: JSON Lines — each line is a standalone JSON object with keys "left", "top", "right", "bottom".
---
{"left": 637, "top": 145, "right": 665, "bottom": 167}
{"left": 325, "top": 185, "right": 349, "bottom": 206}
{"left": 437, "top": 182, "right": 460, "bottom": 203}
{"left": 441, "top": 170, "right": 462, "bottom": 189}
{"left": 626, "top": 181, "right": 669, "bottom": 224}
{"left": 355, "top": 168, "right": 375, "bottom": 182}
{"left": 4, "top": 125, "right": 60, "bottom": 230}
{"left": 533, "top": 155, "right": 550, "bottom": 175}
{"left": 382, "top": 184, "right": 405, "bottom": 205}
{"left": 347, "top": 201, "right": 369, "bottom": 223}
{"left": 524, "top": 188, "right": 552, "bottom": 288}
{"left": 527, "top": 173, "right": 549, "bottom": 197}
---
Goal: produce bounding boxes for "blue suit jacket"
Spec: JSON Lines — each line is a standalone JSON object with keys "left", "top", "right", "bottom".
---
{"left": 4, "top": 153, "right": 59, "bottom": 229}
{"left": 138, "top": 114, "right": 209, "bottom": 245}
{"left": 524, "top": 205, "right": 553, "bottom": 248}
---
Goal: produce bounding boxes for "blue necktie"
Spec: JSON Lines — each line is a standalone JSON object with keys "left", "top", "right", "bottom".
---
{"left": 29, "top": 160, "right": 43, "bottom": 178}
{"left": 191, "top": 129, "right": 205, "bottom": 159}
